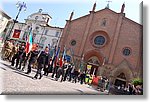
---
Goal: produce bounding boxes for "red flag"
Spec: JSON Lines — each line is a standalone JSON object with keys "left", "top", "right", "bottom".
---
{"left": 59, "top": 57, "right": 63, "bottom": 67}
{"left": 12, "top": 29, "right": 21, "bottom": 38}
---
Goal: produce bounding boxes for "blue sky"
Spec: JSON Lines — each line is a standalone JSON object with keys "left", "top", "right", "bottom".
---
{"left": 0, "top": 0, "right": 142, "bottom": 28}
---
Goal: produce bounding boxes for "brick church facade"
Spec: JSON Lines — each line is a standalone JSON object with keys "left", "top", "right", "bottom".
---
{"left": 59, "top": 3, "right": 143, "bottom": 86}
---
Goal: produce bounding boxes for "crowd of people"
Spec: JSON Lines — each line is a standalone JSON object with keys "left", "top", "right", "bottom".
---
{"left": 0, "top": 40, "right": 143, "bottom": 95}
{"left": 0, "top": 40, "right": 89, "bottom": 84}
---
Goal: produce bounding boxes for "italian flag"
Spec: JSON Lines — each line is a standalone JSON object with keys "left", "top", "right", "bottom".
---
{"left": 25, "top": 28, "right": 33, "bottom": 54}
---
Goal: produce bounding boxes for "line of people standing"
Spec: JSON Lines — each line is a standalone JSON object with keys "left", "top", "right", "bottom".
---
{"left": 1, "top": 40, "right": 87, "bottom": 84}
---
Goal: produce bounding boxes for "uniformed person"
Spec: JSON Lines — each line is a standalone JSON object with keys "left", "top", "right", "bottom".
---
{"left": 1, "top": 40, "right": 9, "bottom": 59}
{"left": 55, "top": 61, "right": 68, "bottom": 82}
{"left": 18, "top": 48, "right": 26, "bottom": 70}
{"left": 5, "top": 40, "right": 14, "bottom": 61}
{"left": 51, "top": 62, "right": 59, "bottom": 78}
{"left": 11, "top": 42, "right": 25, "bottom": 68}
{"left": 9, "top": 43, "right": 19, "bottom": 62}
{"left": 2, "top": 40, "right": 13, "bottom": 60}
{"left": 33, "top": 46, "right": 49, "bottom": 79}
{"left": 25, "top": 45, "right": 39, "bottom": 74}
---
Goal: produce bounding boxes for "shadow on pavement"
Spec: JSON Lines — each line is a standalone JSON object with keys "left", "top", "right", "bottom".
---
{"left": 13, "top": 71, "right": 33, "bottom": 79}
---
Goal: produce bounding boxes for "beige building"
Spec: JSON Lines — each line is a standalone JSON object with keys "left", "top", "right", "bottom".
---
{"left": 4, "top": 9, "right": 63, "bottom": 49}
{"left": 0, "top": 9, "right": 11, "bottom": 41}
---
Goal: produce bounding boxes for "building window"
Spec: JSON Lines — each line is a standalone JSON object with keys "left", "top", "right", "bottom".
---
{"left": 40, "top": 37, "right": 47, "bottom": 45}
{"left": 35, "top": 16, "right": 39, "bottom": 20}
{"left": 55, "top": 31, "right": 59, "bottom": 37}
{"left": 35, "top": 26, "right": 39, "bottom": 30}
{"left": 123, "top": 47, "right": 131, "bottom": 56}
{"left": 70, "top": 40, "right": 76, "bottom": 46}
{"left": 94, "top": 36, "right": 106, "bottom": 45}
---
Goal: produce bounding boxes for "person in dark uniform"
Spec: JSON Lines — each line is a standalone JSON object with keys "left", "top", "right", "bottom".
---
{"left": 17, "top": 48, "right": 26, "bottom": 70}
{"left": 63, "top": 64, "right": 72, "bottom": 81}
{"left": 11, "top": 42, "right": 25, "bottom": 69}
{"left": 33, "top": 46, "right": 49, "bottom": 79}
{"left": 55, "top": 61, "right": 68, "bottom": 82}
{"left": 79, "top": 71, "right": 86, "bottom": 84}
{"left": 25, "top": 45, "right": 39, "bottom": 74}
{"left": 51, "top": 62, "right": 59, "bottom": 78}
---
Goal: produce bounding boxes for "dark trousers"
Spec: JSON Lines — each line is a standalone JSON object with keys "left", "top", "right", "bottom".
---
{"left": 34, "top": 64, "right": 43, "bottom": 79}
{"left": 18, "top": 58, "right": 25, "bottom": 69}
{"left": 80, "top": 74, "right": 85, "bottom": 84}
{"left": 56, "top": 68, "right": 64, "bottom": 81}
{"left": 51, "top": 67, "right": 58, "bottom": 78}
{"left": 63, "top": 70, "right": 69, "bottom": 81}
{"left": 43, "top": 65, "right": 48, "bottom": 76}
{"left": 27, "top": 60, "right": 36, "bottom": 73}
{"left": 11, "top": 54, "right": 19, "bottom": 68}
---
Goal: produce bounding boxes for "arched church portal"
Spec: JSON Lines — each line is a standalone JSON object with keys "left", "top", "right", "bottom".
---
{"left": 87, "top": 56, "right": 101, "bottom": 76}
{"left": 114, "top": 73, "right": 126, "bottom": 87}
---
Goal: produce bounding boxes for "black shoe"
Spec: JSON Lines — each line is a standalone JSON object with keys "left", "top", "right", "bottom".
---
{"left": 17, "top": 67, "right": 21, "bottom": 70}
{"left": 25, "top": 72, "right": 31, "bottom": 74}
{"left": 39, "top": 75, "right": 42, "bottom": 79}
{"left": 32, "top": 77, "right": 37, "bottom": 80}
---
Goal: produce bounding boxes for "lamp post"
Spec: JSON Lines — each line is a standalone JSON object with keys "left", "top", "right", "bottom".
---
{"left": 6, "top": 1, "right": 27, "bottom": 40}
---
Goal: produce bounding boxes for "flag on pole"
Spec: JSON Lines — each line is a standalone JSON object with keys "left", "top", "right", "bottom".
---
{"left": 51, "top": 47, "right": 60, "bottom": 68}
{"left": 60, "top": 46, "right": 66, "bottom": 67}
{"left": 25, "top": 28, "right": 32, "bottom": 54}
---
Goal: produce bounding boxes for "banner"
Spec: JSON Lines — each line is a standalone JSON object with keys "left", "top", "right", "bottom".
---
{"left": 12, "top": 29, "right": 21, "bottom": 38}
{"left": 25, "top": 28, "right": 32, "bottom": 54}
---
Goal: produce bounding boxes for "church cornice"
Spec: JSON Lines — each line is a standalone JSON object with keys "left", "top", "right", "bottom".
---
{"left": 68, "top": 8, "right": 142, "bottom": 27}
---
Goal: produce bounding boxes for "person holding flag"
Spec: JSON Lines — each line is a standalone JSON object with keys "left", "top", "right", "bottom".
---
{"left": 59, "top": 46, "right": 66, "bottom": 67}
{"left": 25, "top": 44, "right": 39, "bottom": 74}
{"left": 50, "top": 46, "right": 60, "bottom": 78}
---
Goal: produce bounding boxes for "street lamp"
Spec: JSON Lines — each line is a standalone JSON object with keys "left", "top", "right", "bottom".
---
{"left": 6, "top": 1, "right": 27, "bottom": 40}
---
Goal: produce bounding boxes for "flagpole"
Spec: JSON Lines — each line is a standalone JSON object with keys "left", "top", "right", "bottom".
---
{"left": 6, "top": 1, "right": 27, "bottom": 40}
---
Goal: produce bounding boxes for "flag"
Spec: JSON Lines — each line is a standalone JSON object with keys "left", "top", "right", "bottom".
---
{"left": 60, "top": 46, "right": 66, "bottom": 67}
{"left": 12, "top": 29, "right": 21, "bottom": 38}
{"left": 25, "top": 28, "right": 32, "bottom": 54}
{"left": 51, "top": 47, "right": 60, "bottom": 68}
{"left": 65, "top": 48, "right": 72, "bottom": 62}
{"left": 54, "top": 47, "right": 60, "bottom": 67}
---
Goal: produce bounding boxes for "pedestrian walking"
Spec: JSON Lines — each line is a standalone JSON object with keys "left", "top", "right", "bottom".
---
{"left": 17, "top": 49, "right": 26, "bottom": 70}
{"left": 11, "top": 42, "right": 25, "bottom": 69}
{"left": 25, "top": 45, "right": 39, "bottom": 74}
{"left": 33, "top": 46, "right": 49, "bottom": 79}
{"left": 51, "top": 62, "right": 59, "bottom": 78}
{"left": 79, "top": 72, "right": 86, "bottom": 84}
{"left": 55, "top": 61, "right": 68, "bottom": 82}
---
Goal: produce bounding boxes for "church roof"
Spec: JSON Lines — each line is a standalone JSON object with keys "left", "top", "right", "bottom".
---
{"left": 71, "top": 8, "right": 142, "bottom": 26}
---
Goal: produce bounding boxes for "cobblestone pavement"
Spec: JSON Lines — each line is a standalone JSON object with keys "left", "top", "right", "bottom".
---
{"left": 0, "top": 59, "right": 108, "bottom": 95}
